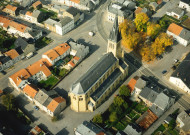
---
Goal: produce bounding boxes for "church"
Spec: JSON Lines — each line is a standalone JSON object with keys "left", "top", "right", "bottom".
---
{"left": 69, "top": 16, "right": 129, "bottom": 112}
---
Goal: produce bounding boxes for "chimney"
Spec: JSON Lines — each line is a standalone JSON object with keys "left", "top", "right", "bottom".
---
{"left": 177, "top": 72, "right": 179, "bottom": 77}
{"left": 184, "top": 78, "right": 186, "bottom": 81}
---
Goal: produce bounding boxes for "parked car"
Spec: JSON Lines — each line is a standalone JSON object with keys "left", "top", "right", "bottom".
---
{"left": 0, "top": 71, "right": 6, "bottom": 75}
{"left": 162, "top": 70, "right": 167, "bottom": 74}
{"left": 34, "top": 106, "right": 39, "bottom": 110}
{"left": 89, "top": 31, "right": 94, "bottom": 36}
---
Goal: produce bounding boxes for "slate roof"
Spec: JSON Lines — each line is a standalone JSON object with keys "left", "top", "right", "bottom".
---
{"left": 59, "top": 17, "right": 73, "bottom": 27}
{"left": 109, "top": 16, "right": 122, "bottom": 42}
{"left": 80, "top": 0, "right": 95, "bottom": 10}
{"left": 75, "top": 121, "right": 105, "bottom": 135}
{"left": 28, "top": 29, "right": 42, "bottom": 37}
{"left": 139, "top": 87, "right": 159, "bottom": 103}
{"left": 171, "top": 53, "right": 190, "bottom": 88}
{"left": 108, "top": 4, "right": 133, "bottom": 17}
{"left": 66, "top": 7, "right": 80, "bottom": 16}
{"left": 14, "top": 37, "right": 29, "bottom": 50}
{"left": 177, "top": 111, "right": 190, "bottom": 132}
{"left": 179, "top": 28, "right": 190, "bottom": 41}
{"left": 167, "top": 8, "right": 184, "bottom": 15}
{"left": 0, "top": 56, "right": 11, "bottom": 64}
{"left": 135, "top": 77, "right": 147, "bottom": 90}
{"left": 32, "top": 10, "right": 41, "bottom": 18}
{"left": 123, "top": 123, "right": 142, "bottom": 135}
{"left": 71, "top": 52, "right": 117, "bottom": 95}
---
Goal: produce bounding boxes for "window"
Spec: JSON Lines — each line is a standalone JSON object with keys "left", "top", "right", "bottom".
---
{"left": 79, "top": 98, "right": 83, "bottom": 101}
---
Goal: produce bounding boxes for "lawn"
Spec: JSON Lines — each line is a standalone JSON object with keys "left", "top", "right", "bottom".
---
{"left": 128, "top": 110, "right": 137, "bottom": 119}
{"left": 39, "top": 8, "right": 58, "bottom": 20}
{"left": 134, "top": 101, "right": 148, "bottom": 113}
{"left": 114, "top": 122, "right": 126, "bottom": 131}
{"left": 35, "top": 37, "right": 53, "bottom": 49}
{"left": 164, "top": 129, "right": 179, "bottom": 135}
{"left": 38, "top": 75, "right": 59, "bottom": 90}
{"left": 121, "top": 117, "right": 131, "bottom": 126}
{"left": 59, "top": 68, "right": 69, "bottom": 77}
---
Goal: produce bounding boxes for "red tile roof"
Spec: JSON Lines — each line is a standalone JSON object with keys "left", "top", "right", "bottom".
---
{"left": 23, "top": 84, "right": 38, "bottom": 98}
{"left": 43, "top": 49, "right": 59, "bottom": 61}
{"left": 135, "top": 7, "right": 143, "bottom": 15}
{"left": 5, "top": 4, "right": 17, "bottom": 11}
{"left": 70, "top": 0, "right": 80, "bottom": 4}
{"left": 32, "top": 1, "right": 42, "bottom": 8}
{"left": 54, "top": 43, "right": 70, "bottom": 56}
{"left": 127, "top": 78, "right": 137, "bottom": 92}
{"left": 47, "top": 97, "right": 65, "bottom": 112}
{"left": 167, "top": 23, "right": 183, "bottom": 36}
{"left": 5, "top": 49, "right": 19, "bottom": 59}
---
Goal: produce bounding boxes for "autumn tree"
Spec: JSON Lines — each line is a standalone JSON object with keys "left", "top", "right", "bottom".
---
{"left": 139, "top": 44, "right": 156, "bottom": 62}
{"left": 134, "top": 13, "right": 149, "bottom": 32}
{"left": 147, "top": 22, "right": 161, "bottom": 39}
{"left": 119, "top": 85, "right": 130, "bottom": 97}
{"left": 92, "top": 113, "right": 103, "bottom": 124}
{"left": 152, "top": 33, "right": 173, "bottom": 56}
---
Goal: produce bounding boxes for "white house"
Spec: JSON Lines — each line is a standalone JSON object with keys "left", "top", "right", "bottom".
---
{"left": 169, "top": 53, "right": 190, "bottom": 93}
{"left": 179, "top": 0, "right": 190, "bottom": 12}
{"left": 166, "top": 8, "right": 184, "bottom": 19}
{"left": 167, "top": 23, "right": 190, "bottom": 46}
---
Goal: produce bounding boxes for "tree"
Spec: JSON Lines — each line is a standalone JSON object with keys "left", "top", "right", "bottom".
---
{"left": 1, "top": 94, "right": 16, "bottom": 111}
{"left": 92, "top": 114, "right": 103, "bottom": 124}
{"left": 134, "top": 13, "right": 149, "bottom": 32}
{"left": 119, "top": 85, "right": 131, "bottom": 97}
{"left": 169, "top": 119, "right": 176, "bottom": 129}
{"left": 147, "top": 22, "right": 161, "bottom": 39}
{"left": 109, "top": 112, "right": 118, "bottom": 122}
{"left": 113, "top": 96, "right": 124, "bottom": 106}
{"left": 51, "top": 116, "right": 59, "bottom": 122}
{"left": 139, "top": 44, "right": 156, "bottom": 62}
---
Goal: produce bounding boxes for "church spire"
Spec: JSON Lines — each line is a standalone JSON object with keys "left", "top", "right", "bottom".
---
{"left": 108, "top": 15, "right": 121, "bottom": 43}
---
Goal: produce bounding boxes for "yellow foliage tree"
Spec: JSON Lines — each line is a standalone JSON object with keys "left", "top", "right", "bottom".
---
{"left": 147, "top": 22, "right": 161, "bottom": 38}
{"left": 152, "top": 33, "right": 173, "bottom": 56}
{"left": 134, "top": 13, "right": 149, "bottom": 32}
{"left": 139, "top": 44, "right": 156, "bottom": 62}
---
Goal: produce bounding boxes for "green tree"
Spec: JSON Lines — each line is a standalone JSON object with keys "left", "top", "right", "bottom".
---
{"left": 119, "top": 85, "right": 131, "bottom": 97}
{"left": 113, "top": 96, "right": 124, "bottom": 106}
{"left": 109, "top": 112, "right": 118, "bottom": 122}
{"left": 134, "top": 13, "right": 149, "bottom": 32}
{"left": 169, "top": 119, "right": 176, "bottom": 129}
{"left": 92, "top": 114, "right": 103, "bottom": 124}
{"left": 2, "top": 94, "right": 16, "bottom": 111}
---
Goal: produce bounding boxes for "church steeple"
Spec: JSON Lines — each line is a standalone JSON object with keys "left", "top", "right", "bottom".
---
{"left": 108, "top": 15, "right": 121, "bottom": 43}
{"left": 107, "top": 16, "right": 124, "bottom": 59}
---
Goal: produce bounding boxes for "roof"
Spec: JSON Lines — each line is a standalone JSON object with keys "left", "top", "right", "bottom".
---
{"left": 127, "top": 78, "right": 137, "bottom": 92}
{"left": 70, "top": 0, "right": 80, "bottom": 4}
{"left": 5, "top": 49, "right": 19, "bottom": 59}
{"left": 66, "top": 7, "right": 80, "bottom": 16}
{"left": 28, "top": 29, "right": 42, "bottom": 37}
{"left": 32, "top": 10, "right": 42, "bottom": 18}
{"left": 169, "top": 8, "right": 184, "bottom": 15}
{"left": 53, "top": 43, "right": 70, "bottom": 56}
{"left": 26, "top": 59, "right": 51, "bottom": 77}
{"left": 44, "top": 18, "right": 59, "bottom": 26}
{"left": 0, "top": 15, "right": 12, "bottom": 28}
{"left": 136, "top": 110, "right": 158, "bottom": 129}
{"left": 177, "top": 111, "right": 190, "bottom": 132}
{"left": 75, "top": 121, "right": 105, "bottom": 135}
{"left": 171, "top": 53, "right": 190, "bottom": 88}
{"left": 135, "top": 7, "right": 142, "bottom": 14}
{"left": 9, "top": 21, "right": 28, "bottom": 33}
{"left": 68, "top": 61, "right": 75, "bottom": 67}
{"left": 135, "top": 77, "right": 147, "bottom": 90}
{"left": 0, "top": 56, "right": 11, "bottom": 64}
{"left": 180, "top": 0, "right": 190, "bottom": 4}
{"left": 14, "top": 37, "right": 30, "bottom": 50}
{"left": 157, "top": 0, "right": 163, "bottom": 4}
{"left": 108, "top": 4, "right": 133, "bottom": 17}
{"left": 5, "top": 5, "right": 17, "bottom": 11}
{"left": 9, "top": 69, "right": 31, "bottom": 86}
{"left": 43, "top": 49, "right": 60, "bottom": 61}
{"left": 59, "top": 17, "right": 73, "bottom": 27}
{"left": 178, "top": 28, "right": 190, "bottom": 41}
{"left": 109, "top": 16, "right": 122, "bottom": 42}
{"left": 167, "top": 23, "right": 183, "bottom": 36}
{"left": 123, "top": 123, "right": 142, "bottom": 135}
{"left": 29, "top": 125, "right": 42, "bottom": 135}
{"left": 23, "top": 84, "right": 38, "bottom": 98}
{"left": 26, "top": 11, "right": 32, "bottom": 16}
{"left": 139, "top": 87, "right": 159, "bottom": 103}
{"left": 32, "top": 1, "right": 42, "bottom": 8}
{"left": 70, "top": 53, "right": 117, "bottom": 95}
{"left": 38, "top": 58, "right": 53, "bottom": 67}
{"left": 47, "top": 96, "right": 65, "bottom": 112}
{"left": 0, "top": 89, "right": 3, "bottom": 95}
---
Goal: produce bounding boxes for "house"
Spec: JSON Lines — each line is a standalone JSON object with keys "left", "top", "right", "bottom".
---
{"left": 149, "top": 92, "right": 175, "bottom": 117}
{"left": 29, "top": 125, "right": 45, "bottom": 135}
{"left": 170, "top": 53, "right": 190, "bottom": 93}
{"left": 167, "top": 23, "right": 190, "bottom": 46}
{"left": 166, "top": 8, "right": 185, "bottom": 19}
{"left": 116, "top": 123, "right": 142, "bottom": 135}
{"left": 62, "top": 7, "right": 84, "bottom": 25}
{"left": 67, "top": 56, "right": 80, "bottom": 69}
{"left": 58, "top": 17, "right": 75, "bottom": 35}
{"left": 47, "top": 96, "right": 66, "bottom": 117}
{"left": 107, "top": 3, "right": 133, "bottom": 24}
{"left": 50, "top": 5, "right": 69, "bottom": 14}
{"left": 3, "top": 5, "right": 20, "bottom": 16}
{"left": 14, "top": 37, "right": 36, "bottom": 57}
{"left": 21, "top": 0, "right": 34, "bottom": 8}
{"left": 176, "top": 110, "right": 190, "bottom": 134}
{"left": 131, "top": 77, "right": 147, "bottom": 97}
{"left": 134, "top": 7, "right": 151, "bottom": 17}
{"left": 23, "top": 84, "right": 38, "bottom": 101}
{"left": 0, "top": 55, "right": 13, "bottom": 71}
{"left": 32, "top": 1, "right": 42, "bottom": 9}
{"left": 24, "top": 10, "right": 45, "bottom": 23}
{"left": 74, "top": 121, "right": 105, "bottom": 135}
{"left": 69, "top": 16, "right": 128, "bottom": 112}
{"left": 26, "top": 60, "right": 52, "bottom": 83}
{"left": 44, "top": 18, "right": 58, "bottom": 33}
{"left": 179, "top": 0, "right": 190, "bottom": 12}
{"left": 149, "top": 0, "right": 163, "bottom": 11}
{"left": 42, "top": 43, "right": 70, "bottom": 65}
{"left": 28, "top": 28, "right": 42, "bottom": 40}
{"left": 4, "top": 49, "right": 21, "bottom": 64}
{"left": 136, "top": 109, "right": 158, "bottom": 129}
{"left": 164, "top": 115, "right": 173, "bottom": 124}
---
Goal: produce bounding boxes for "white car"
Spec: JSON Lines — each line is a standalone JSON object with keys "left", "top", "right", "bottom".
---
{"left": 89, "top": 31, "right": 94, "bottom": 36}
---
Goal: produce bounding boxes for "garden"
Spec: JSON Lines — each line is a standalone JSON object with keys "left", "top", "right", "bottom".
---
{"left": 39, "top": 8, "right": 58, "bottom": 21}
{"left": 38, "top": 75, "right": 59, "bottom": 90}
{"left": 92, "top": 85, "right": 148, "bottom": 133}
{"left": 35, "top": 37, "right": 53, "bottom": 49}
{"left": 0, "top": 28, "right": 16, "bottom": 51}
